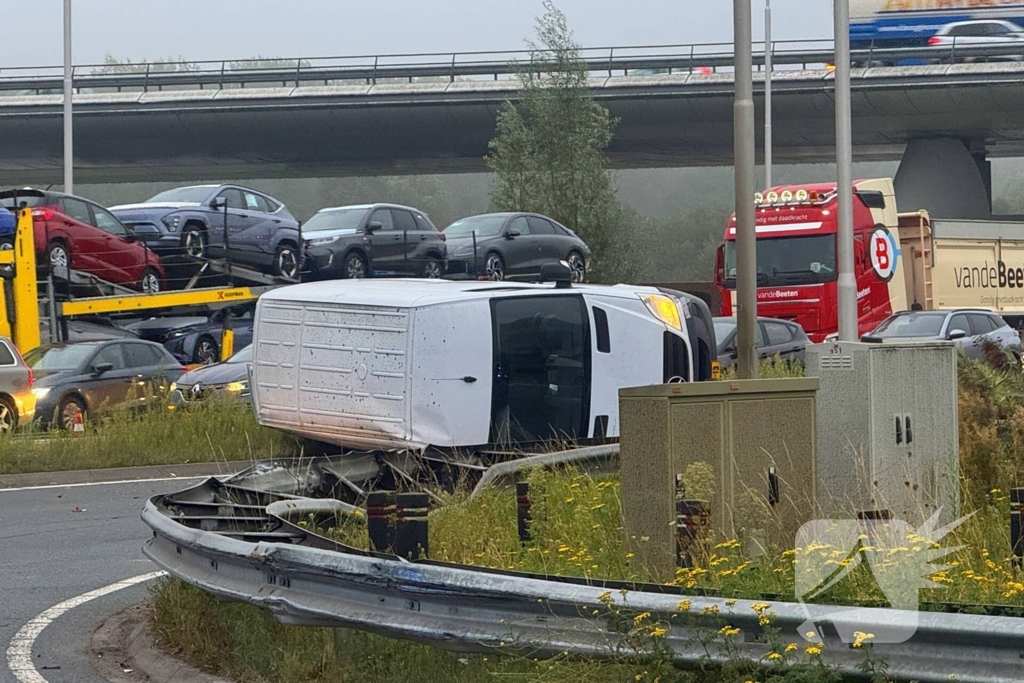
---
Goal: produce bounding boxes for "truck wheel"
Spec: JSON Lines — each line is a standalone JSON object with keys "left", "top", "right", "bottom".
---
{"left": 193, "top": 336, "right": 219, "bottom": 365}
{"left": 182, "top": 226, "right": 208, "bottom": 259}
{"left": 138, "top": 267, "right": 161, "bottom": 293}
{"left": 343, "top": 252, "right": 367, "bottom": 279}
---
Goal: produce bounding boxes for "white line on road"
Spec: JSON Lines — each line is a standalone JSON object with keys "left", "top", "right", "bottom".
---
{"left": 6, "top": 571, "right": 167, "bottom": 683}
{"left": 0, "top": 475, "right": 208, "bottom": 493}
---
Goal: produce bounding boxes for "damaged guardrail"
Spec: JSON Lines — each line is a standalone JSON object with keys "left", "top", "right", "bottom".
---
{"left": 142, "top": 463, "right": 1024, "bottom": 683}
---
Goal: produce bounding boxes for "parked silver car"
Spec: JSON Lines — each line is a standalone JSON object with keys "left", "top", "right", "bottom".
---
{"left": 713, "top": 316, "right": 810, "bottom": 369}
{"left": 864, "top": 309, "right": 1022, "bottom": 361}
{"left": 0, "top": 336, "right": 34, "bottom": 431}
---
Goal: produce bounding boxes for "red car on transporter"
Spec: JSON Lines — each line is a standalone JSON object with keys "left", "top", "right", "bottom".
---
{"left": 0, "top": 189, "right": 166, "bottom": 293}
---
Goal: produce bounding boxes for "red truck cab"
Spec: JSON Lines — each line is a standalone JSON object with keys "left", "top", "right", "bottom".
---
{"left": 714, "top": 179, "right": 907, "bottom": 342}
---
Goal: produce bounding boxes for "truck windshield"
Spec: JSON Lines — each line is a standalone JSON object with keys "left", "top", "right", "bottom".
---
{"left": 723, "top": 234, "right": 837, "bottom": 287}
{"left": 870, "top": 312, "right": 946, "bottom": 338}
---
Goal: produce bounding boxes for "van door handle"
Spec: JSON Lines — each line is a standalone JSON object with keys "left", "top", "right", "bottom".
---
{"left": 905, "top": 415, "right": 913, "bottom": 444}
{"left": 462, "top": 376, "right": 477, "bottom": 383}
{"left": 895, "top": 416, "right": 903, "bottom": 445}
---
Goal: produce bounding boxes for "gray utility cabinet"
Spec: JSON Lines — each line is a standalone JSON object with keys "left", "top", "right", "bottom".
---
{"left": 806, "top": 341, "right": 958, "bottom": 526}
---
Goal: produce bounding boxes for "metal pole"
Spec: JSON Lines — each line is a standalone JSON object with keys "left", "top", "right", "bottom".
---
{"left": 734, "top": 0, "right": 759, "bottom": 379}
{"left": 764, "top": 0, "right": 773, "bottom": 189}
{"left": 62, "top": 0, "right": 73, "bottom": 194}
{"left": 834, "top": 0, "right": 858, "bottom": 340}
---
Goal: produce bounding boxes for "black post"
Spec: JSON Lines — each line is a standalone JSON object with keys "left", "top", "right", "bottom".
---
{"left": 1012, "top": 488, "right": 1024, "bottom": 565}
{"left": 516, "top": 481, "right": 532, "bottom": 544}
{"left": 676, "top": 499, "right": 708, "bottom": 568}
{"left": 472, "top": 231, "right": 478, "bottom": 278}
{"left": 395, "top": 492, "right": 429, "bottom": 560}
{"left": 366, "top": 490, "right": 395, "bottom": 553}
{"left": 223, "top": 202, "right": 232, "bottom": 287}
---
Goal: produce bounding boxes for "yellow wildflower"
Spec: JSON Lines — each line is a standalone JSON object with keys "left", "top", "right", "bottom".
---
{"left": 805, "top": 644, "right": 823, "bottom": 656}
{"left": 785, "top": 643, "right": 798, "bottom": 653}
{"left": 719, "top": 625, "right": 741, "bottom": 637}
{"left": 725, "top": 599, "right": 737, "bottom": 607}
{"left": 701, "top": 605, "right": 720, "bottom": 616}
{"left": 650, "top": 626, "right": 668, "bottom": 638}
{"left": 766, "top": 652, "right": 782, "bottom": 661}
{"left": 676, "top": 599, "right": 691, "bottom": 612}
{"left": 852, "top": 631, "right": 874, "bottom": 648}
{"left": 633, "top": 612, "right": 652, "bottom": 625}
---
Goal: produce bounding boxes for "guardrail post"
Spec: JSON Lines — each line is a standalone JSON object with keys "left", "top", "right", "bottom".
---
{"left": 516, "top": 481, "right": 532, "bottom": 544}
{"left": 395, "top": 492, "right": 429, "bottom": 560}
{"left": 367, "top": 490, "right": 395, "bottom": 552}
{"left": 1012, "top": 488, "right": 1023, "bottom": 565}
{"left": 675, "top": 499, "right": 708, "bottom": 568}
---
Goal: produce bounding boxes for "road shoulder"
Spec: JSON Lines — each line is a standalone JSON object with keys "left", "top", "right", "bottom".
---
{"left": 0, "top": 461, "right": 251, "bottom": 490}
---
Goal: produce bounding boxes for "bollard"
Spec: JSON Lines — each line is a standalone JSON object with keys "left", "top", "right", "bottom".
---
{"left": 1012, "top": 488, "right": 1024, "bottom": 564}
{"left": 676, "top": 499, "right": 708, "bottom": 568}
{"left": 516, "top": 481, "right": 532, "bottom": 544}
{"left": 366, "top": 491, "right": 395, "bottom": 553}
{"left": 395, "top": 492, "right": 429, "bottom": 560}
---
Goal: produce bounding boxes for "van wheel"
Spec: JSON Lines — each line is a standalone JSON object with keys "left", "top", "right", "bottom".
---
{"left": 193, "top": 336, "right": 219, "bottom": 365}
{"left": 182, "top": 226, "right": 208, "bottom": 259}
{"left": 138, "top": 268, "right": 161, "bottom": 293}
{"left": 47, "top": 242, "right": 71, "bottom": 280}
{"left": 0, "top": 396, "right": 16, "bottom": 433}
{"left": 343, "top": 252, "right": 368, "bottom": 279}
{"left": 275, "top": 244, "right": 300, "bottom": 279}
{"left": 422, "top": 258, "right": 443, "bottom": 279}
{"left": 485, "top": 253, "right": 505, "bottom": 281}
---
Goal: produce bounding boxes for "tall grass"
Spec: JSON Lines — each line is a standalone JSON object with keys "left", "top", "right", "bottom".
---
{"left": 0, "top": 399, "right": 299, "bottom": 475}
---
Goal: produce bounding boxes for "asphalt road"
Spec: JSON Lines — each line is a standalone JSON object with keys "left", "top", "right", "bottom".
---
{"left": 0, "top": 478, "right": 201, "bottom": 683}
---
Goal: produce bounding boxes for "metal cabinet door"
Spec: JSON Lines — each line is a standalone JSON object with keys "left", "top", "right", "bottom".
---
{"left": 868, "top": 345, "right": 911, "bottom": 519}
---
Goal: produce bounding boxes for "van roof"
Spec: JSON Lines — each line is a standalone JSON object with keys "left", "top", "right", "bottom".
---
{"left": 260, "top": 278, "right": 664, "bottom": 309}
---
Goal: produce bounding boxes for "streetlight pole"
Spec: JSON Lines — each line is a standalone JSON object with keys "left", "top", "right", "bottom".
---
{"left": 764, "top": 0, "right": 773, "bottom": 189}
{"left": 63, "top": 0, "right": 73, "bottom": 194}
{"left": 834, "top": 0, "right": 857, "bottom": 340}
{"left": 734, "top": 0, "right": 758, "bottom": 379}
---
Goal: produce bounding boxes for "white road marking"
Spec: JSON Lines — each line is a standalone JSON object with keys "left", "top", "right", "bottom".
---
{"left": 0, "top": 475, "right": 209, "bottom": 493}
{"left": 6, "top": 571, "right": 167, "bottom": 683}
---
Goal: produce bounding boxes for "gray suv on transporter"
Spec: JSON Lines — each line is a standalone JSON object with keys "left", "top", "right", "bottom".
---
{"left": 302, "top": 203, "right": 446, "bottom": 279}
{"left": 110, "top": 185, "right": 302, "bottom": 278}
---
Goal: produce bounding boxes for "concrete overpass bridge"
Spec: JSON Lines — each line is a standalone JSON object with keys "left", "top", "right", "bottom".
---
{"left": 2, "top": 42, "right": 1023, "bottom": 217}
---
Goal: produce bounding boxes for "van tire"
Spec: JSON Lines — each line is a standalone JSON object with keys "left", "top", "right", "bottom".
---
{"left": 342, "top": 252, "right": 368, "bottom": 279}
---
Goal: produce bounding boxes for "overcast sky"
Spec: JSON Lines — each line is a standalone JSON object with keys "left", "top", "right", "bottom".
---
{"left": 3, "top": 1, "right": 834, "bottom": 68}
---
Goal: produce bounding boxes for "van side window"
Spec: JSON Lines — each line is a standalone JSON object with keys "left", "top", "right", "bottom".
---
{"left": 593, "top": 307, "right": 610, "bottom": 353}
{"left": 490, "top": 295, "right": 590, "bottom": 444}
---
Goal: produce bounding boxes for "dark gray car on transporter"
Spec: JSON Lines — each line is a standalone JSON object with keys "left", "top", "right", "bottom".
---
{"left": 110, "top": 185, "right": 302, "bottom": 278}
{"left": 443, "top": 213, "right": 591, "bottom": 282}
{"left": 302, "top": 203, "right": 446, "bottom": 280}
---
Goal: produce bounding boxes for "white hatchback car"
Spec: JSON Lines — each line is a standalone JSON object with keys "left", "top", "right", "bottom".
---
{"left": 928, "top": 20, "right": 1024, "bottom": 60}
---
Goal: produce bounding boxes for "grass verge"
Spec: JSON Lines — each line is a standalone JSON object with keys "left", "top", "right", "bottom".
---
{"left": 0, "top": 399, "right": 299, "bottom": 476}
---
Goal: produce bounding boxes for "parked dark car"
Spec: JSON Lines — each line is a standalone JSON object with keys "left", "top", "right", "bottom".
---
{"left": 163, "top": 307, "right": 254, "bottom": 365}
{"left": 109, "top": 185, "right": 301, "bottom": 277}
{"left": 302, "top": 203, "right": 446, "bottom": 280}
{"left": 863, "top": 309, "right": 1022, "bottom": 361}
{"left": 713, "top": 316, "right": 810, "bottom": 369}
{"left": 443, "top": 213, "right": 591, "bottom": 282}
{"left": 123, "top": 315, "right": 210, "bottom": 344}
{"left": 0, "top": 188, "right": 166, "bottom": 292}
{"left": 169, "top": 344, "right": 252, "bottom": 407}
{"left": 24, "top": 340, "right": 186, "bottom": 429}
{"left": 42, "top": 317, "right": 140, "bottom": 344}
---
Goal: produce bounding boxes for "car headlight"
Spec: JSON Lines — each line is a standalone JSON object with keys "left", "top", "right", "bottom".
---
{"left": 226, "top": 380, "right": 249, "bottom": 393}
{"left": 32, "top": 387, "right": 51, "bottom": 400}
{"left": 162, "top": 215, "right": 181, "bottom": 232}
{"left": 640, "top": 293, "right": 682, "bottom": 331}
{"left": 306, "top": 236, "right": 339, "bottom": 246}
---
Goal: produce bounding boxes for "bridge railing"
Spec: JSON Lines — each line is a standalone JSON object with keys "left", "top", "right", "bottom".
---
{"left": 0, "top": 39, "right": 1018, "bottom": 95}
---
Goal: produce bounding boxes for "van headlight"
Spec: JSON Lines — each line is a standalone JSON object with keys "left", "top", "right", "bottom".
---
{"left": 226, "top": 380, "right": 249, "bottom": 393}
{"left": 32, "top": 387, "right": 51, "bottom": 400}
{"left": 640, "top": 294, "right": 682, "bottom": 331}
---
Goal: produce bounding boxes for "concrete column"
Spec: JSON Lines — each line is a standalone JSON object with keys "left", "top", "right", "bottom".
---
{"left": 892, "top": 138, "right": 991, "bottom": 219}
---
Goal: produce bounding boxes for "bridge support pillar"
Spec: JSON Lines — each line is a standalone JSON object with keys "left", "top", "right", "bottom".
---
{"left": 892, "top": 138, "right": 992, "bottom": 219}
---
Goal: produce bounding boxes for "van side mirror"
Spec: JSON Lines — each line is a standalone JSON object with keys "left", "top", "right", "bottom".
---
{"left": 947, "top": 329, "right": 967, "bottom": 340}
{"left": 92, "top": 362, "right": 114, "bottom": 376}
{"left": 366, "top": 221, "right": 383, "bottom": 233}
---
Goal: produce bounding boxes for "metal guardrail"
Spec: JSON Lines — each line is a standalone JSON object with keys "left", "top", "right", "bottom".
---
{"left": 4, "top": 40, "right": 1024, "bottom": 94}
{"left": 141, "top": 459, "right": 1024, "bottom": 683}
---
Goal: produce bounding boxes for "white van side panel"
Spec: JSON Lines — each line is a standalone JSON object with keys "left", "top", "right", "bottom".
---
{"left": 584, "top": 294, "right": 666, "bottom": 438}
{"left": 254, "top": 298, "right": 414, "bottom": 449}
{"left": 410, "top": 300, "right": 493, "bottom": 447}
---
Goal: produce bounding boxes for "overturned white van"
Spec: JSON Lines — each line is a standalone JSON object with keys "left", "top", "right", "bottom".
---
{"left": 251, "top": 277, "right": 715, "bottom": 451}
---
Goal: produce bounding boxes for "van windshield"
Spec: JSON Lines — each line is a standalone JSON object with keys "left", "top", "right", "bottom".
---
{"left": 723, "top": 234, "right": 837, "bottom": 287}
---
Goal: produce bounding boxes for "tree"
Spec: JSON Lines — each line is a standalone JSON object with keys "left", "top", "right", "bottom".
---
{"left": 486, "top": 2, "right": 642, "bottom": 282}
{"left": 92, "top": 54, "right": 198, "bottom": 74}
